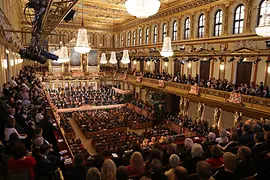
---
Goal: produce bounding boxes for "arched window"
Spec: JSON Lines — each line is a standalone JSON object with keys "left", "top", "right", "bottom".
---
{"left": 145, "top": 27, "right": 149, "bottom": 44}
{"left": 172, "top": 20, "right": 177, "bottom": 41}
{"left": 258, "top": 0, "right": 266, "bottom": 26}
{"left": 139, "top": 29, "right": 142, "bottom": 45}
{"left": 198, "top": 14, "right": 205, "bottom": 38}
{"left": 121, "top": 34, "right": 124, "bottom": 47}
{"left": 153, "top": 25, "right": 157, "bottom": 43}
{"left": 233, "top": 4, "right": 245, "bottom": 34}
{"left": 127, "top": 32, "right": 131, "bottom": 46}
{"left": 133, "top": 31, "right": 136, "bottom": 46}
{"left": 184, "top": 17, "right": 190, "bottom": 39}
{"left": 162, "top": 23, "right": 167, "bottom": 41}
{"left": 214, "top": 10, "right": 223, "bottom": 36}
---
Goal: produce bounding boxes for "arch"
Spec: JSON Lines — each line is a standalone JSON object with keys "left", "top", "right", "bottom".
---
{"left": 162, "top": 23, "right": 167, "bottom": 41}
{"left": 184, "top": 17, "right": 190, "bottom": 39}
{"left": 153, "top": 24, "right": 158, "bottom": 43}
{"left": 145, "top": 27, "right": 149, "bottom": 44}
{"left": 132, "top": 30, "right": 136, "bottom": 46}
{"left": 233, "top": 4, "right": 245, "bottom": 34}
{"left": 172, "top": 20, "right": 178, "bottom": 41}
{"left": 258, "top": 0, "right": 266, "bottom": 26}
{"left": 198, "top": 13, "right": 205, "bottom": 38}
{"left": 214, "top": 9, "right": 223, "bottom": 36}
{"left": 138, "top": 28, "right": 142, "bottom": 45}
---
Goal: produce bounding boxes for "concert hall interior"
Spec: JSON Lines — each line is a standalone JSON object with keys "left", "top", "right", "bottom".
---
{"left": 0, "top": 0, "right": 270, "bottom": 180}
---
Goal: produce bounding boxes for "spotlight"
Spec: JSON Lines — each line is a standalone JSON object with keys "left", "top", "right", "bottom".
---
{"left": 180, "top": 45, "right": 185, "bottom": 51}
{"left": 193, "top": 58, "right": 199, "bottom": 62}
{"left": 228, "top": 57, "right": 235, "bottom": 63}
{"left": 64, "top": 9, "right": 77, "bottom": 22}
{"left": 198, "top": 47, "right": 203, "bottom": 51}
{"left": 218, "top": 56, "right": 224, "bottom": 62}
{"left": 254, "top": 57, "right": 261, "bottom": 64}
{"left": 193, "top": 48, "right": 196, "bottom": 51}
{"left": 265, "top": 40, "right": 270, "bottom": 49}
{"left": 238, "top": 56, "right": 244, "bottom": 63}
{"left": 211, "top": 47, "right": 215, "bottom": 51}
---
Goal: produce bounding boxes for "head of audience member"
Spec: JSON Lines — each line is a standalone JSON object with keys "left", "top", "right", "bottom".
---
{"left": 8, "top": 133, "right": 19, "bottom": 146}
{"left": 13, "top": 143, "right": 27, "bottom": 160}
{"left": 219, "top": 129, "right": 227, "bottom": 138}
{"left": 169, "top": 154, "right": 180, "bottom": 169}
{"left": 129, "top": 151, "right": 144, "bottom": 175}
{"left": 230, "top": 126, "right": 237, "bottom": 133}
{"left": 167, "top": 143, "right": 177, "bottom": 155}
{"left": 8, "top": 108, "right": 15, "bottom": 116}
{"left": 86, "top": 167, "right": 101, "bottom": 180}
{"left": 184, "top": 138, "right": 194, "bottom": 150}
{"left": 254, "top": 132, "right": 264, "bottom": 144}
{"left": 223, "top": 152, "right": 237, "bottom": 172}
{"left": 242, "top": 124, "right": 250, "bottom": 134}
{"left": 191, "top": 143, "right": 203, "bottom": 158}
{"left": 39, "top": 144, "right": 50, "bottom": 156}
{"left": 210, "top": 145, "right": 222, "bottom": 159}
{"left": 150, "top": 158, "right": 163, "bottom": 174}
{"left": 196, "top": 161, "right": 212, "bottom": 180}
{"left": 149, "top": 148, "right": 161, "bottom": 161}
{"left": 252, "top": 124, "right": 261, "bottom": 134}
{"left": 264, "top": 131, "right": 270, "bottom": 143}
{"left": 131, "top": 143, "right": 142, "bottom": 153}
{"left": 208, "top": 132, "right": 216, "bottom": 142}
{"left": 34, "top": 127, "right": 43, "bottom": 137}
{"left": 74, "top": 153, "right": 85, "bottom": 166}
{"left": 34, "top": 137, "right": 44, "bottom": 149}
{"left": 237, "top": 146, "right": 252, "bottom": 161}
{"left": 174, "top": 166, "right": 188, "bottom": 180}
{"left": 101, "top": 159, "right": 117, "bottom": 180}
{"left": 6, "top": 118, "right": 16, "bottom": 128}
{"left": 230, "top": 132, "right": 239, "bottom": 142}
{"left": 168, "top": 136, "right": 174, "bottom": 144}
{"left": 116, "top": 166, "right": 129, "bottom": 180}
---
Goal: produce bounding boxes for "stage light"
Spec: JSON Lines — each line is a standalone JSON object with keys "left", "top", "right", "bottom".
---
{"left": 228, "top": 57, "right": 235, "bottom": 63}
{"left": 64, "top": 9, "right": 77, "bottom": 22}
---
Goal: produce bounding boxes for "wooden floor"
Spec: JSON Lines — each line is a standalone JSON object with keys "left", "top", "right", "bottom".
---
{"left": 68, "top": 117, "right": 146, "bottom": 155}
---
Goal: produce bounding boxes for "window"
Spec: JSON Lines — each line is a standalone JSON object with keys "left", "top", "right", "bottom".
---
{"left": 172, "top": 20, "right": 177, "bottom": 41}
{"left": 133, "top": 31, "right": 136, "bottom": 46}
{"left": 198, "top": 14, "right": 205, "bottom": 38}
{"left": 162, "top": 23, "right": 167, "bottom": 41}
{"left": 127, "top": 32, "right": 131, "bottom": 46}
{"left": 258, "top": 0, "right": 266, "bottom": 26}
{"left": 184, "top": 17, "right": 190, "bottom": 39}
{"left": 153, "top": 25, "right": 157, "bottom": 43}
{"left": 214, "top": 10, "right": 223, "bottom": 36}
{"left": 233, "top": 4, "right": 245, "bottom": 34}
{"left": 121, "top": 34, "right": 124, "bottom": 47}
{"left": 139, "top": 29, "right": 142, "bottom": 45}
{"left": 145, "top": 27, "right": 149, "bottom": 44}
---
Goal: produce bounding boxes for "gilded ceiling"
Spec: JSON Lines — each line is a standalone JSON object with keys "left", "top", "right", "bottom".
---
{"left": 20, "top": 0, "right": 187, "bottom": 30}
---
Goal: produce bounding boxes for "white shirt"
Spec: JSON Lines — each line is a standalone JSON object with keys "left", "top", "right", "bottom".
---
{"left": 10, "top": 80, "right": 18, "bottom": 87}
{"left": 4, "top": 127, "right": 25, "bottom": 141}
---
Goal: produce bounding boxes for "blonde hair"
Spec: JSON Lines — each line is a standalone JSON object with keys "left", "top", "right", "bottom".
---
{"left": 130, "top": 151, "right": 145, "bottom": 174}
{"left": 101, "top": 159, "right": 117, "bottom": 180}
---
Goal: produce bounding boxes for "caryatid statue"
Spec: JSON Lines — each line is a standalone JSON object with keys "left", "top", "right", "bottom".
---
{"left": 234, "top": 111, "right": 243, "bottom": 126}
{"left": 197, "top": 102, "right": 205, "bottom": 123}
{"left": 183, "top": 98, "right": 190, "bottom": 117}
{"left": 213, "top": 107, "right": 222, "bottom": 129}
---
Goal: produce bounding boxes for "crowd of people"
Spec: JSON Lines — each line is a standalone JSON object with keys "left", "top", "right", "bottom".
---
{"left": 100, "top": 66, "right": 270, "bottom": 98}
{"left": 130, "top": 99, "right": 154, "bottom": 113}
{"left": 49, "top": 85, "right": 122, "bottom": 109}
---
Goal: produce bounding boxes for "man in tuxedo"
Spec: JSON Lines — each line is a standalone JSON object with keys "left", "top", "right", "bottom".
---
{"left": 64, "top": 153, "right": 88, "bottom": 180}
{"left": 252, "top": 132, "right": 265, "bottom": 155}
{"left": 239, "top": 124, "right": 254, "bottom": 146}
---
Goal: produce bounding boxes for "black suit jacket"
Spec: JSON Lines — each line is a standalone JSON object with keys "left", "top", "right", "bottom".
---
{"left": 35, "top": 154, "right": 57, "bottom": 180}
{"left": 64, "top": 165, "right": 88, "bottom": 180}
{"left": 239, "top": 132, "right": 254, "bottom": 145}
{"left": 184, "top": 156, "right": 205, "bottom": 174}
{"left": 236, "top": 159, "right": 256, "bottom": 179}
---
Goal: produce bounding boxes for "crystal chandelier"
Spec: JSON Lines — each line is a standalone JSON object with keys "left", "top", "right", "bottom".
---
{"left": 58, "top": 46, "right": 70, "bottom": 63}
{"left": 256, "top": 0, "right": 270, "bottom": 37}
{"left": 74, "top": 0, "right": 91, "bottom": 53}
{"left": 2, "top": 59, "right": 7, "bottom": 69}
{"left": 109, "top": 52, "right": 118, "bottom": 64}
{"left": 121, "top": 50, "right": 130, "bottom": 64}
{"left": 160, "top": 37, "right": 174, "bottom": 57}
{"left": 100, "top": 53, "right": 107, "bottom": 64}
{"left": 125, "top": 0, "right": 161, "bottom": 18}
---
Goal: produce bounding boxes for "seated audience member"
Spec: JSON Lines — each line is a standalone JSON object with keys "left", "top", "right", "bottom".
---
{"left": 145, "top": 148, "right": 161, "bottom": 170}
{"left": 4, "top": 117, "right": 27, "bottom": 142}
{"left": 101, "top": 159, "right": 117, "bottom": 180}
{"left": 203, "top": 132, "right": 217, "bottom": 157}
{"left": 239, "top": 124, "right": 254, "bottom": 145}
{"left": 174, "top": 166, "right": 188, "bottom": 180}
{"left": 252, "top": 124, "right": 261, "bottom": 135}
{"left": 252, "top": 132, "right": 265, "bottom": 155}
{"left": 165, "top": 154, "right": 180, "bottom": 180}
{"left": 179, "top": 138, "right": 193, "bottom": 162}
{"left": 196, "top": 161, "right": 214, "bottom": 180}
{"left": 219, "top": 132, "right": 239, "bottom": 153}
{"left": 35, "top": 107, "right": 45, "bottom": 124}
{"left": 213, "top": 152, "right": 238, "bottom": 180}
{"left": 86, "top": 167, "right": 101, "bottom": 180}
{"left": 215, "top": 129, "right": 229, "bottom": 145}
{"left": 206, "top": 145, "right": 224, "bottom": 168}
{"left": 64, "top": 153, "right": 88, "bottom": 180}
{"left": 116, "top": 166, "right": 129, "bottom": 180}
{"left": 126, "top": 151, "right": 145, "bottom": 176}
{"left": 8, "top": 143, "right": 36, "bottom": 180}
{"left": 34, "top": 127, "right": 51, "bottom": 146}
{"left": 236, "top": 146, "right": 256, "bottom": 179}
{"left": 4, "top": 132, "right": 19, "bottom": 155}
{"left": 35, "top": 144, "right": 58, "bottom": 180}
{"left": 184, "top": 143, "right": 205, "bottom": 174}
{"left": 149, "top": 158, "right": 168, "bottom": 180}
{"left": 264, "top": 131, "right": 270, "bottom": 150}
{"left": 163, "top": 143, "right": 178, "bottom": 166}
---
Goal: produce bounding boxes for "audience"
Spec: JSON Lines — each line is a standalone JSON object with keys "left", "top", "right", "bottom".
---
{"left": 126, "top": 151, "right": 145, "bottom": 176}
{"left": 236, "top": 146, "right": 256, "bottom": 179}
{"left": 239, "top": 124, "right": 254, "bottom": 145}
{"left": 116, "top": 166, "right": 129, "bottom": 180}
{"left": 64, "top": 153, "right": 88, "bottom": 180}
{"left": 184, "top": 143, "right": 205, "bottom": 174}
{"left": 196, "top": 161, "right": 214, "bottom": 180}
{"left": 206, "top": 145, "right": 224, "bottom": 168}
{"left": 149, "top": 158, "right": 168, "bottom": 180}
{"left": 86, "top": 167, "right": 101, "bottom": 180}
{"left": 165, "top": 154, "right": 180, "bottom": 180}
{"left": 101, "top": 159, "right": 117, "bottom": 180}
{"left": 174, "top": 166, "right": 188, "bottom": 180}
{"left": 215, "top": 129, "right": 229, "bottom": 145}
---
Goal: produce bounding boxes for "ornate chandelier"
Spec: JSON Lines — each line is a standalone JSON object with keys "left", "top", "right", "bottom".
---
{"left": 160, "top": 37, "right": 174, "bottom": 57}
{"left": 125, "top": 0, "right": 161, "bottom": 18}
{"left": 256, "top": 0, "right": 270, "bottom": 37}
{"left": 74, "top": 0, "right": 91, "bottom": 54}
{"left": 100, "top": 53, "right": 107, "bottom": 64}
{"left": 109, "top": 52, "right": 118, "bottom": 64}
{"left": 58, "top": 46, "right": 70, "bottom": 63}
{"left": 121, "top": 50, "right": 130, "bottom": 64}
